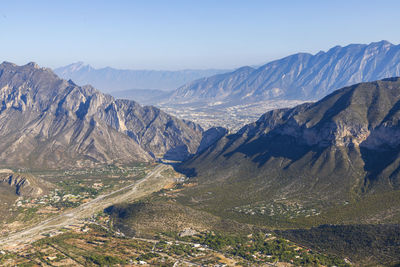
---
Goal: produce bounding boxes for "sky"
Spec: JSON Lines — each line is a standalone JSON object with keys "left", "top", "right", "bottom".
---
{"left": 1, "top": 0, "right": 400, "bottom": 70}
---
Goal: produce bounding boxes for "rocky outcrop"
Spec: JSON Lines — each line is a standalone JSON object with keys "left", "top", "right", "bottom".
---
{"left": 0, "top": 171, "right": 48, "bottom": 198}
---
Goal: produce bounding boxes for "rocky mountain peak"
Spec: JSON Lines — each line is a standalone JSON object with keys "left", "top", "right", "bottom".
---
{"left": 26, "top": 62, "right": 40, "bottom": 69}
{"left": 0, "top": 62, "right": 223, "bottom": 168}
{"left": 0, "top": 61, "right": 17, "bottom": 68}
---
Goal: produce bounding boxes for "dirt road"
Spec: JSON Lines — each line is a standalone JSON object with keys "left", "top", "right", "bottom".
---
{"left": 0, "top": 164, "right": 173, "bottom": 248}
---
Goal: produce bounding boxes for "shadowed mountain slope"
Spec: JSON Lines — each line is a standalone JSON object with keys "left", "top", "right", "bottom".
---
{"left": 177, "top": 77, "right": 400, "bottom": 225}
{"left": 0, "top": 170, "right": 51, "bottom": 198}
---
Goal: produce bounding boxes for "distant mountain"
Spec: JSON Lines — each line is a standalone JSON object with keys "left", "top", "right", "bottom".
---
{"left": 168, "top": 41, "right": 400, "bottom": 105}
{"left": 0, "top": 62, "right": 222, "bottom": 168}
{"left": 178, "top": 77, "right": 400, "bottom": 226}
{"left": 111, "top": 89, "right": 171, "bottom": 105}
{"left": 54, "top": 62, "right": 228, "bottom": 93}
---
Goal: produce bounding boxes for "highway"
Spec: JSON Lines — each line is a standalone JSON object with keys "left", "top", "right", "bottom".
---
{"left": 0, "top": 164, "right": 173, "bottom": 248}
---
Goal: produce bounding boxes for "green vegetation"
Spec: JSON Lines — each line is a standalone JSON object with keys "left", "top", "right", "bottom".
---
{"left": 85, "top": 254, "right": 126, "bottom": 266}
{"left": 6, "top": 224, "right": 223, "bottom": 266}
{"left": 171, "top": 171, "right": 400, "bottom": 229}
{"left": 291, "top": 190, "right": 400, "bottom": 226}
{"left": 18, "top": 207, "right": 39, "bottom": 222}
{"left": 4, "top": 215, "right": 347, "bottom": 267}
{"left": 57, "top": 180, "right": 98, "bottom": 197}
{"left": 278, "top": 224, "right": 400, "bottom": 266}
{"left": 137, "top": 252, "right": 160, "bottom": 260}
{"left": 174, "top": 231, "right": 349, "bottom": 266}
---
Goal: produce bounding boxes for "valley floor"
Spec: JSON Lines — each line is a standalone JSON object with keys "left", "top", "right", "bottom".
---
{"left": 157, "top": 100, "right": 305, "bottom": 131}
{"left": 0, "top": 163, "right": 398, "bottom": 266}
{"left": 0, "top": 164, "right": 174, "bottom": 249}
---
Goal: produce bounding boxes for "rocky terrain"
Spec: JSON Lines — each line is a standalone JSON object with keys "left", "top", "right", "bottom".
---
{"left": 0, "top": 62, "right": 222, "bottom": 168}
{"left": 0, "top": 169, "right": 52, "bottom": 224}
{"left": 0, "top": 171, "right": 50, "bottom": 198}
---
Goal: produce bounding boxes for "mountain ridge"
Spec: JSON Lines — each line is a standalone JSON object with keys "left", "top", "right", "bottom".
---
{"left": 0, "top": 62, "right": 219, "bottom": 168}
{"left": 176, "top": 77, "right": 400, "bottom": 226}
{"left": 167, "top": 41, "right": 400, "bottom": 105}
{"left": 0, "top": 171, "right": 51, "bottom": 198}
{"left": 54, "top": 62, "right": 229, "bottom": 93}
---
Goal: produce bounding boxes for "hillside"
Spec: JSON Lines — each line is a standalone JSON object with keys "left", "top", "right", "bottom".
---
{"left": 0, "top": 169, "right": 52, "bottom": 223}
{"left": 177, "top": 77, "right": 400, "bottom": 227}
{"left": 105, "top": 200, "right": 252, "bottom": 238}
{"left": 0, "top": 62, "right": 219, "bottom": 168}
{"left": 277, "top": 224, "right": 400, "bottom": 266}
{"left": 0, "top": 171, "right": 51, "bottom": 198}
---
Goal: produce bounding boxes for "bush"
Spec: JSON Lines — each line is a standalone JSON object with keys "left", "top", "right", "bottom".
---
{"left": 85, "top": 254, "right": 124, "bottom": 266}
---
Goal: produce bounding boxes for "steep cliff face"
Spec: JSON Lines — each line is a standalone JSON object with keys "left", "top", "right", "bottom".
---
{"left": 113, "top": 100, "right": 204, "bottom": 160}
{"left": 0, "top": 62, "right": 214, "bottom": 168}
{"left": 180, "top": 78, "right": 400, "bottom": 211}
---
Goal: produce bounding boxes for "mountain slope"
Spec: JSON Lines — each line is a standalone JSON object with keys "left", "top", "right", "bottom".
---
{"left": 169, "top": 41, "right": 400, "bottom": 105}
{"left": 0, "top": 62, "right": 211, "bottom": 168}
{"left": 277, "top": 224, "right": 400, "bottom": 266}
{"left": 0, "top": 170, "right": 51, "bottom": 198}
{"left": 177, "top": 77, "right": 400, "bottom": 226}
{"left": 54, "top": 62, "right": 228, "bottom": 92}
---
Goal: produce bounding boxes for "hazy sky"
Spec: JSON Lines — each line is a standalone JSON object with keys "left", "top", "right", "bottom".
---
{"left": 1, "top": 0, "right": 400, "bottom": 70}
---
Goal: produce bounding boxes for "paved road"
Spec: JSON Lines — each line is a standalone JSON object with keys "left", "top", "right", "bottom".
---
{"left": 0, "top": 164, "right": 173, "bottom": 248}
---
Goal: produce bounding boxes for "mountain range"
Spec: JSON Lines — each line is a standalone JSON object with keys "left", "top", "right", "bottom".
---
{"left": 178, "top": 77, "right": 400, "bottom": 226}
{"left": 2, "top": 45, "right": 400, "bottom": 265}
{"left": 54, "top": 62, "right": 228, "bottom": 93}
{"left": 0, "top": 62, "right": 223, "bottom": 168}
{"left": 166, "top": 41, "right": 400, "bottom": 106}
